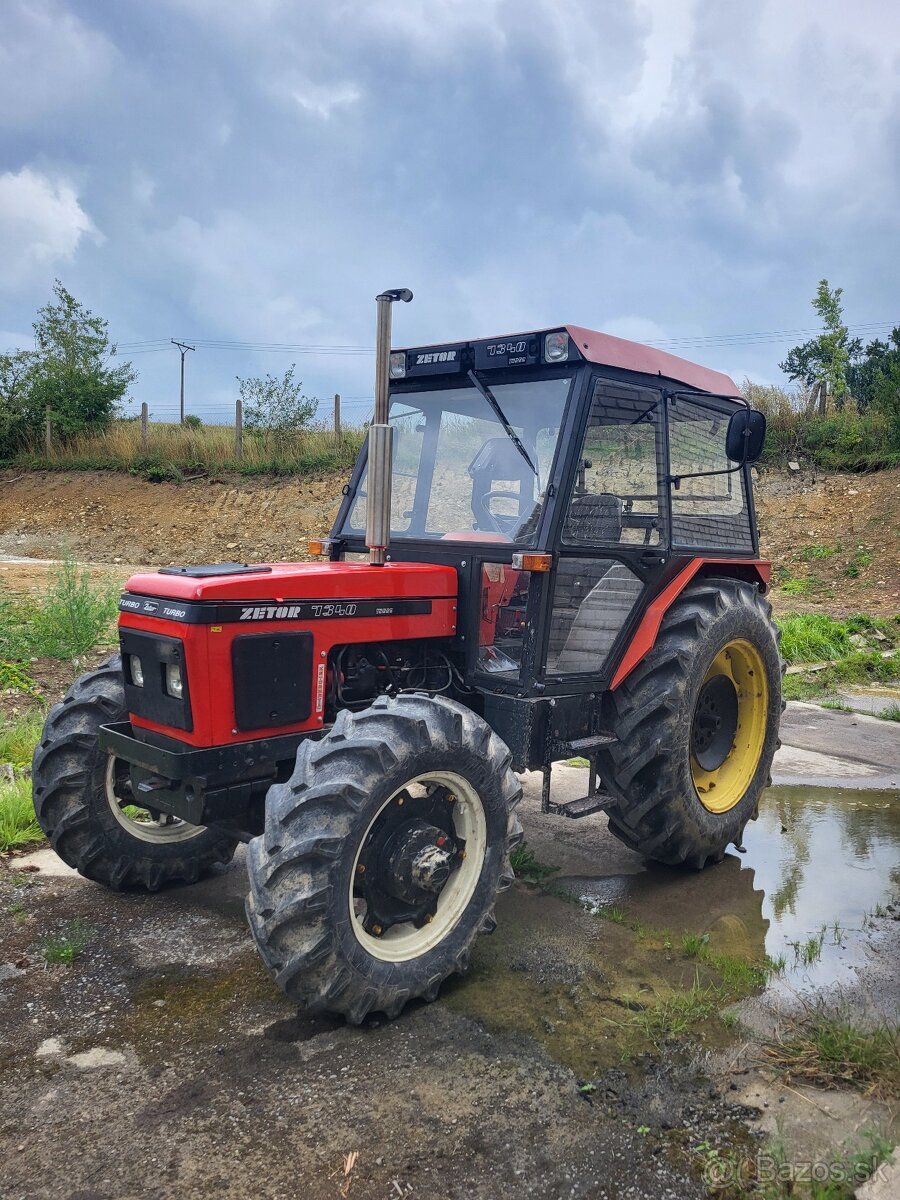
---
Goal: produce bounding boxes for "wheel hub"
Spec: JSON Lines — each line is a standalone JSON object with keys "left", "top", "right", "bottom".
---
{"left": 355, "top": 787, "right": 463, "bottom": 936}
{"left": 691, "top": 674, "right": 739, "bottom": 771}
{"left": 385, "top": 820, "right": 456, "bottom": 902}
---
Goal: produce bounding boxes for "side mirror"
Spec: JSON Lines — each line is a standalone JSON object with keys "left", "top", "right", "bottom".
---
{"left": 726, "top": 408, "right": 766, "bottom": 464}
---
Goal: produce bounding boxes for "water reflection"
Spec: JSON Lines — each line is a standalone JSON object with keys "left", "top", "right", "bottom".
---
{"left": 741, "top": 786, "right": 899, "bottom": 991}
{"left": 572, "top": 786, "right": 899, "bottom": 993}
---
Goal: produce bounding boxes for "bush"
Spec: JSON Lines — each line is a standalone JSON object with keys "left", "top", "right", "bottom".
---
{"left": 743, "top": 380, "right": 900, "bottom": 470}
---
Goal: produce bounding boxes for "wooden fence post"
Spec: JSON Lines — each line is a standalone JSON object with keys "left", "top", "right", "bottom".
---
{"left": 235, "top": 397, "right": 243, "bottom": 461}
{"left": 45, "top": 410, "right": 52, "bottom": 455}
{"left": 334, "top": 393, "right": 342, "bottom": 450}
{"left": 140, "top": 402, "right": 148, "bottom": 451}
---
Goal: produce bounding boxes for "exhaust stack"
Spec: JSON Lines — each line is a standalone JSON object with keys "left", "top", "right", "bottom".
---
{"left": 366, "top": 288, "right": 413, "bottom": 566}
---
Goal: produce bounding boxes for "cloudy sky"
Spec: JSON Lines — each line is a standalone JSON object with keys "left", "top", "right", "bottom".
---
{"left": 1, "top": 0, "right": 897, "bottom": 423}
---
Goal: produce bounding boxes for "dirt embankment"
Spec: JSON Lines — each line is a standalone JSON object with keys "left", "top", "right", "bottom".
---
{"left": 0, "top": 470, "right": 346, "bottom": 568}
{"left": 1, "top": 465, "right": 899, "bottom": 614}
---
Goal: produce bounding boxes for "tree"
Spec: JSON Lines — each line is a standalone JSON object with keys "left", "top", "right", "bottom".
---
{"left": 236, "top": 364, "right": 317, "bottom": 433}
{"left": 27, "top": 281, "right": 136, "bottom": 438}
{"left": 780, "top": 279, "right": 852, "bottom": 412}
{"left": 0, "top": 348, "right": 40, "bottom": 457}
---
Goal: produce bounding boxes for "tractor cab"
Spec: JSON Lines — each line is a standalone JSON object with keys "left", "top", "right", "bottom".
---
{"left": 331, "top": 325, "right": 767, "bottom": 738}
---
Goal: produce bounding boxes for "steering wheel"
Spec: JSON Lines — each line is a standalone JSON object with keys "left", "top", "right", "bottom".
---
{"left": 480, "top": 489, "right": 522, "bottom": 536}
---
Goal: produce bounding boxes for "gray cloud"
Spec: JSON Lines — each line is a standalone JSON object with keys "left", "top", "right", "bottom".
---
{"left": 0, "top": 0, "right": 896, "bottom": 419}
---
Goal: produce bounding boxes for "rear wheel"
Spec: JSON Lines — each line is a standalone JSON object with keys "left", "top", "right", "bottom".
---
{"left": 599, "top": 577, "right": 783, "bottom": 868}
{"left": 246, "top": 694, "right": 522, "bottom": 1023}
{"left": 32, "top": 655, "right": 238, "bottom": 890}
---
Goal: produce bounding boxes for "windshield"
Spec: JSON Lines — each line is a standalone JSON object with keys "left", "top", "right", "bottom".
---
{"left": 340, "top": 375, "right": 572, "bottom": 542}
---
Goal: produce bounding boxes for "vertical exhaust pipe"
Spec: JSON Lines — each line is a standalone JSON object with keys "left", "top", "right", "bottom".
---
{"left": 367, "top": 288, "right": 413, "bottom": 565}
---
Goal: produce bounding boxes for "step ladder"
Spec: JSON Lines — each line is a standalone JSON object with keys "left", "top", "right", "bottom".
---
{"left": 541, "top": 734, "right": 616, "bottom": 819}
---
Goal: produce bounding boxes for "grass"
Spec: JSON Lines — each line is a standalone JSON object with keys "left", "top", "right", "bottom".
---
{"left": 40, "top": 918, "right": 93, "bottom": 965}
{"left": 764, "top": 1007, "right": 900, "bottom": 1099}
{"left": 680, "top": 931, "right": 785, "bottom": 990}
{"left": 509, "top": 843, "right": 560, "bottom": 881}
{"left": 845, "top": 545, "right": 874, "bottom": 578}
{"left": 800, "top": 543, "right": 840, "bottom": 561}
{"left": 0, "top": 776, "right": 43, "bottom": 852}
{"left": 10, "top": 419, "right": 365, "bottom": 479}
{"left": 776, "top": 612, "right": 898, "bottom": 665}
{"left": 819, "top": 698, "right": 853, "bottom": 712}
{"left": 788, "top": 926, "right": 827, "bottom": 967}
{"left": 632, "top": 975, "right": 725, "bottom": 1043}
{"left": 0, "top": 709, "right": 44, "bottom": 769}
{"left": 878, "top": 702, "right": 900, "bottom": 721}
{"left": 780, "top": 576, "right": 812, "bottom": 596}
{"left": 0, "top": 556, "right": 119, "bottom": 661}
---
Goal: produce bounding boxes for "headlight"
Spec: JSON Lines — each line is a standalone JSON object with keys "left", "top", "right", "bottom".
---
{"left": 389, "top": 351, "right": 406, "bottom": 379}
{"left": 544, "top": 331, "right": 569, "bottom": 362}
{"left": 129, "top": 654, "right": 144, "bottom": 687}
{"left": 165, "top": 662, "right": 183, "bottom": 699}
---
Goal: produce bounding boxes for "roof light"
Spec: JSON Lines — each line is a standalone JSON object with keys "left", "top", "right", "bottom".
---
{"left": 544, "top": 331, "right": 569, "bottom": 362}
{"left": 511, "top": 552, "right": 552, "bottom": 573}
{"left": 389, "top": 351, "right": 406, "bottom": 379}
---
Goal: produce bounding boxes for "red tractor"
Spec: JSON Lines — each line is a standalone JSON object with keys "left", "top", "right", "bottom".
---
{"left": 33, "top": 291, "right": 781, "bottom": 1024}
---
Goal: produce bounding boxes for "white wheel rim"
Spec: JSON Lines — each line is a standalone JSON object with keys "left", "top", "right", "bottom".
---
{"left": 349, "top": 770, "right": 487, "bottom": 963}
{"left": 105, "top": 756, "right": 206, "bottom": 845}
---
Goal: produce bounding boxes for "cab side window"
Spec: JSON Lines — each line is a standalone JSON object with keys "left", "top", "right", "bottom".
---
{"left": 667, "top": 395, "right": 754, "bottom": 551}
{"left": 562, "top": 382, "right": 664, "bottom": 547}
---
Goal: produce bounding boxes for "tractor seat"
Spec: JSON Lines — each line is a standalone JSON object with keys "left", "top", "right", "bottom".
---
{"left": 564, "top": 492, "right": 623, "bottom": 544}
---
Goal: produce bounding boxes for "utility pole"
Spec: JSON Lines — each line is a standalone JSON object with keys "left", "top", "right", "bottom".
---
{"left": 171, "top": 340, "right": 195, "bottom": 424}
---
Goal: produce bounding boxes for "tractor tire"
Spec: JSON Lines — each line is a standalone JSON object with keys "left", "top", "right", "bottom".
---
{"left": 32, "top": 655, "right": 238, "bottom": 890}
{"left": 246, "top": 693, "right": 523, "bottom": 1024}
{"left": 598, "top": 576, "right": 783, "bottom": 869}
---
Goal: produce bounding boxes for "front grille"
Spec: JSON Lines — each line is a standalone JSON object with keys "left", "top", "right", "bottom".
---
{"left": 231, "top": 632, "right": 313, "bottom": 731}
{"left": 119, "top": 628, "right": 193, "bottom": 732}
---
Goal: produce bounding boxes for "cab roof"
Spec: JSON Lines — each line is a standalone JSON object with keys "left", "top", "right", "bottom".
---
{"left": 565, "top": 325, "right": 741, "bottom": 399}
{"left": 396, "top": 324, "right": 742, "bottom": 399}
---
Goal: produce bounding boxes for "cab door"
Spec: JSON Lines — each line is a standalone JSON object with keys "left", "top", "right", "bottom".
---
{"left": 543, "top": 379, "right": 667, "bottom": 683}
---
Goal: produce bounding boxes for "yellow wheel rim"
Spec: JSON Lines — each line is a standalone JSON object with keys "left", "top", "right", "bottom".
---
{"left": 690, "top": 639, "right": 768, "bottom": 814}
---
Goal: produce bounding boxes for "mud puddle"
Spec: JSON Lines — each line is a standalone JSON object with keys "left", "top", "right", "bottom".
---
{"left": 445, "top": 786, "right": 899, "bottom": 1076}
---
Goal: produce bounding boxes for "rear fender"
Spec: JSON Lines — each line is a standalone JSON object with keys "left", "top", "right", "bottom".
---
{"left": 610, "top": 558, "right": 770, "bottom": 690}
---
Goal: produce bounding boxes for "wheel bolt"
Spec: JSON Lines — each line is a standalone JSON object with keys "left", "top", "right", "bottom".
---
{"left": 436, "top": 835, "right": 446, "bottom": 847}
{"left": 446, "top": 794, "right": 456, "bottom": 804}
{"left": 459, "top": 849, "right": 467, "bottom": 860}
{"left": 371, "top": 924, "right": 383, "bottom": 936}
{"left": 425, "top": 914, "right": 433, "bottom": 924}
{"left": 396, "top": 797, "right": 405, "bottom": 806}
{"left": 357, "top": 863, "right": 366, "bottom": 875}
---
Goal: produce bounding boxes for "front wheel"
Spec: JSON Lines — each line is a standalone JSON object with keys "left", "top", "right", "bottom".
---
{"left": 32, "top": 655, "right": 238, "bottom": 890}
{"left": 599, "top": 577, "right": 783, "bottom": 869}
{"left": 246, "top": 694, "right": 523, "bottom": 1024}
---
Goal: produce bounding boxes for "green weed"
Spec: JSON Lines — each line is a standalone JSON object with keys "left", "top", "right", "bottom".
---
{"left": 845, "top": 546, "right": 874, "bottom": 578}
{"left": 878, "top": 702, "right": 900, "bottom": 722}
{"left": 764, "top": 1008, "right": 900, "bottom": 1099}
{"left": 634, "top": 976, "right": 725, "bottom": 1044}
{"left": 0, "top": 777, "right": 43, "bottom": 852}
{"left": 40, "top": 919, "right": 93, "bottom": 966}
{"left": 788, "top": 926, "right": 827, "bottom": 967}
{"left": 509, "top": 843, "right": 559, "bottom": 881}
{"left": 26, "top": 557, "right": 119, "bottom": 658}
{"left": 593, "top": 904, "right": 627, "bottom": 924}
{"left": 819, "top": 698, "right": 853, "bottom": 712}
{"left": 780, "top": 577, "right": 811, "bottom": 596}
{"left": 0, "top": 710, "right": 44, "bottom": 769}
{"left": 800, "top": 543, "right": 840, "bottom": 561}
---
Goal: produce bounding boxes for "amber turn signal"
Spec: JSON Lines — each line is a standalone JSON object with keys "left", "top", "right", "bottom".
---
{"left": 511, "top": 552, "right": 552, "bottom": 572}
{"left": 307, "top": 538, "right": 331, "bottom": 556}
